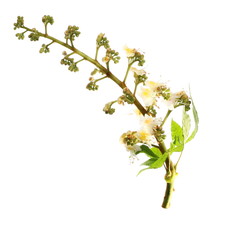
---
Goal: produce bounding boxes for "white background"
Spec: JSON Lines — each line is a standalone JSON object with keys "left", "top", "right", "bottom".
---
{"left": 1, "top": 0, "right": 240, "bottom": 239}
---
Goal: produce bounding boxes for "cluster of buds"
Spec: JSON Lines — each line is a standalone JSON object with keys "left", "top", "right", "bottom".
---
{"left": 121, "top": 87, "right": 135, "bottom": 104}
{"left": 120, "top": 131, "right": 139, "bottom": 146}
{"left": 103, "top": 101, "right": 116, "bottom": 115}
{"left": 13, "top": 16, "right": 24, "bottom": 30}
{"left": 16, "top": 32, "right": 25, "bottom": 40}
{"left": 131, "top": 67, "right": 148, "bottom": 85}
{"left": 153, "top": 125, "right": 166, "bottom": 143}
{"left": 146, "top": 105, "right": 157, "bottom": 117}
{"left": 42, "top": 15, "right": 54, "bottom": 27}
{"left": 173, "top": 91, "right": 191, "bottom": 111}
{"left": 124, "top": 46, "right": 145, "bottom": 66}
{"left": 65, "top": 25, "right": 81, "bottom": 44}
{"left": 155, "top": 85, "right": 171, "bottom": 100}
{"left": 86, "top": 78, "right": 99, "bottom": 91}
{"left": 60, "top": 52, "right": 79, "bottom": 72}
{"left": 96, "top": 33, "right": 110, "bottom": 49}
{"left": 102, "top": 48, "right": 120, "bottom": 64}
{"left": 39, "top": 44, "right": 50, "bottom": 53}
{"left": 28, "top": 28, "right": 40, "bottom": 41}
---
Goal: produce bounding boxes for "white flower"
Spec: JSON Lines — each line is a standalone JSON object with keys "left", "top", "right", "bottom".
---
{"left": 138, "top": 86, "right": 156, "bottom": 106}
{"left": 139, "top": 115, "right": 162, "bottom": 134}
{"left": 136, "top": 130, "right": 154, "bottom": 145}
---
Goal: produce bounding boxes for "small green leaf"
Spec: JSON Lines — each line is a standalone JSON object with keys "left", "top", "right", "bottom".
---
{"left": 186, "top": 96, "right": 199, "bottom": 143}
{"left": 150, "top": 152, "right": 168, "bottom": 169}
{"left": 171, "top": 120, "right": 184, "bottom": 145}
{"left": 137, "top": 167, "right": 151, "bottom": 176}
{"left": 182, "top": 109, "right": 191, "bottom": 141}
{"left": 136, "top": 145, "right": 158, "bottom": 158}
{"left": 141, "top": 158, "right": 158, "bottom": 166}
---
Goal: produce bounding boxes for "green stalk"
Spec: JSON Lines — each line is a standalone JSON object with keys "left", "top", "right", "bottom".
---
{"left": 123, "top": 63, "right": 133, "bottom": 83}
{"left": 161, "top": 110, "right": 172, "bottom": 127}
{"left": 95, "top": 47, "right": 100, "bottom": 60}
{"left": 162, "top": 182, "right": 174, "bottom": 208}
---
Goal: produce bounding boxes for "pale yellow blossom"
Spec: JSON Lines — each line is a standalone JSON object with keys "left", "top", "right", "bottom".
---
{"left": 146, "top": 81, "right": 166, "bottom": 91}
{"left": 131, "top": 67, "right": 146, "bottom": 76}
{"left": 102, "top": 56, "right": 110, "bottom": 63}
{"left": 139, "top": 115, "right": 162, "bottom": 134}
{"left": 124, "top": 46, "right": 136, "bottom": 57}
{"left": 137, "top": 130, "right": 153, "bottom": 144}
{"left": 138, "top": 86, "right": 156, "bottom": 106}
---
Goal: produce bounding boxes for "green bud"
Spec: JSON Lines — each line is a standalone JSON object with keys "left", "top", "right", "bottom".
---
{"left": 96, "top": 33, "right": 110, "bottom": 49}
{"left": 122, "top": 87, "right": 135, "bottom": 104}
{"left": 16, "top": 32, "right": 25, "bottom": 40}
{"left": 86, "top": 81, "right": 99, "bottom": 91}
{"left": 42, "top": 15, "right": 54, "bottom": 25}
{"left": 103, "top": 101, "right": 116, "bottom": 115}
{"left": 28, "top": 29, "right": 40, "bottom": 41}
{"left": 60, "top": 57, "right": 74, "bottom": 66}
{"left": 104, "top": 48, "right": 120, "bottom": 64}
{"left": 146, "top": 105, "right": 157, "bottom": 117}
{"left": 14, "top": 16, "right": 24, "bottom": 30}
{"left": 39, "top": 44, "right": 50, "bottom": 53}
{"left": 128, "top": 50, "right": 145, "bottom": 66}
{"left": 68, "top": 63, "right": 79, "bottom": 72}
{"left": 133, "top": 72, "right": 148, "bottom": 85}
{"left": 65, "top": 25, "right": 81, "bottom": 41}
{"left": 91, "top": 68, "right": 99, "bottom": 76}
{"left": 153, "top": 125, "right": 166, "bottom": 143}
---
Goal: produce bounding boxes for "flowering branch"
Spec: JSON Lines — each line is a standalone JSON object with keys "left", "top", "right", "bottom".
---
{"left": 14, "top": 16, "right": 199, "bottom": 209}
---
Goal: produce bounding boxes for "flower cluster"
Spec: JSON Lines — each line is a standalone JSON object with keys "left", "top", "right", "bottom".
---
{"left": 28, "top": 28, "right": 40, "bottom": 41}
{"left": 96, "top": 33, "right": 110, "bottom": 49}
{"left": 103, "top": 101, "right": 116, "bottom": 115}
{"left": 102, "top": 48, "right": 120, "bottom": 64}
{"left": 39, "top": 44, "right": 50, "bottom": 53}
{"left": 121, "top": 87, "right": 135, "bottom": 104}
{"left": 65, "top": 25, "right": 81, "bottom": 44}
{"left": 124, "top": 46, "right": 145, "bottom": 66}
{"left": 60, "top": 52, "right": 79, "bottom": 72}
{"left": 86, "top": 80, "right": 99, "bottom": 91}
{"left": 14, "top": 16, "right": 24, "bottom": 30}
{"left": 131, "top": 67, "right": 148, "bottom": 85}
{"left": 42, "top": 15, "right": 54, "bottom": 26}
{"left": 16, "top": 32, "right": 25, "bottom": 40}
{"left": 120, "top": 115, "right": 162, "bottom": 155}
{"left": 138, "top": 80, "right": 190, "bottom": 111}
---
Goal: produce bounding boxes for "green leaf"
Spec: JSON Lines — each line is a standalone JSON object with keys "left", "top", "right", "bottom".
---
{"left": 186, "top": 96, "right": 199, "bottom": 143}
{"left": 141, "top": 158, "right": 158, "bottom": 166}
{"left": 150, "top": 152, "right": 168, "bottom": 168}
{"left": 150, "top": 147, "right": 162, "bottom": 157}
{"left": 182, "top": 108, "right": 191, "bottom": 141}
{"left": 171, "top": 120, "right": 184, "bottom": 145}
{"left": 169, "top": 143, "right": 184, "bottom": 153}
{"left": 136, "top": 145, "right": 158, "bottom": 158}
